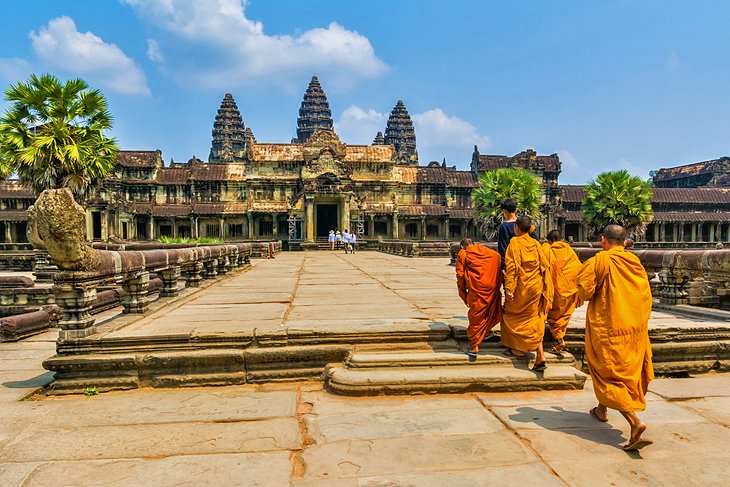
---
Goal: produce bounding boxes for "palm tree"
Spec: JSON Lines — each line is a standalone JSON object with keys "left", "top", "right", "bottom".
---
{"left": 471, "top": 168, "right": 542, "bottom": 238}
{"left": 581, "top": 170, "right": 654, "bottom": 238}
{"left": 0, "top": 73, "right": 119, "bottom": 196}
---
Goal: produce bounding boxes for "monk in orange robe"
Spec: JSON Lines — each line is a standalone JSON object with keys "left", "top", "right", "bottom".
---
{"left": 455, "top": 238, "right": 502, "bottom": 357}
{"left": 578, "top": 224, "right": 654, "bottom": 451}
{"left": 502, "top": 216, "right": 553, "bottom": 370}
{"left": 542, "top": 230, "right": 583, "bottom": 353}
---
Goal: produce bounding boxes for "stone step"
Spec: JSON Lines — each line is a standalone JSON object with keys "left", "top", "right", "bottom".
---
{"left": 325, "top": 364, "right": 588, "bottom": 396}
{"left": 345, "top": 347, "right": 577, "bottom": 369}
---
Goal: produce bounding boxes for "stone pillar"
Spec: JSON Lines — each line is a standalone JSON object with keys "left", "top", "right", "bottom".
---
{"left": 691, "top": 224, "right": 697, "bottom": 242}
{"left": 190, "top": 216, "right": 197, "bottom": 239}
{"left": 697, "top": 223, "right": 703, "bottom": 242}
{"left": 342, "top": 198, "right": 351, "bottom": 233}
{"left": 219, "top": 217, "right": 225, "bottom": 240}
{"left": 709, "top": 223, "right": 716, "bottom": 242}
{"left": 444, "top": 218, "right": 450, "bottom": 240}
{"left": 184, "top": 262, "right": 203, "bottom": 287}
{"left": 160, "top": 266, "right": 181, "bottom": 297}
{"left": 305, "top": 197, "right": 314, "bottom": 242}
{"left": 204, "top": 259, "right": 218, "bottom": 279}
{"left": 716, "top": 223, "right": 722, "bottom": 243}
{"left": 659, "top": 223, "right": 666, "bottom": 243}
{"left": 101, "top": 211, "right": 109, "bottom": 240}
{"left": 4, "top": 223, "right": 12, "bottom": 243}
{"left": 368, "top": 214, "right": 375, "bottom": 239}
{"left": 229, "top": 250, "right": 239, "bottom": 269}
{"left": 420, "top": 217, "right": 426, "bottom": 240}
{"left": 271, "top": 213, "right": 278, "bottom": 238}
{"left": 172, "top": 217, "right": 178, "bottom": 238}
{"left": 247, "top": 211, "right": 254, "bottom": 239}
{"left": 122, "top": 271, "right": 150, "bottom": 314}
{"left": 148, "top": 216, "right": 155, "bottom": 241}
{"left": 217, "top": 255, "right": 230, "bottom": 274}
{"left": 53, "top": 276, "right": 98, "bottom": 339}
{"left": 85, "top": 209, "right": 93, "bottom": 242}
{"left": 392, "top": 213, "right": 399, "bottom": 239}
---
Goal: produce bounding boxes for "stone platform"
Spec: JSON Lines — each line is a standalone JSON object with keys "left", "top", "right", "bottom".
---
{"left": 42, "top": 252, "right": 730, "bottom": 394}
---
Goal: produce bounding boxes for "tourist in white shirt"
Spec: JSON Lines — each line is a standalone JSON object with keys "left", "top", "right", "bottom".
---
{"left": 328, "top": 230, "right": 336, "bottom": 250}
{"left": 335, "top": 231, "right": 342, "bottom": 250}
{"left": 342, "top": 230, "right": 351, "bottom": 253}
{"left": 350, "top": 232, "right": 357, "bottom": 253}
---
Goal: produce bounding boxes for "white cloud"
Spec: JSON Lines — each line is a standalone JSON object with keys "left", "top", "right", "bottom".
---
{"left": 412, "top": 109, "right": 491, "bottom": 149}
{"left": 0, "top": 57, "right": 32, "bottom": 84}
{"left": 29, "top": 16, "right": 150, "bottom": 96}
{"left": 122, "top": 0, "right": 387, "bottom": 90}
{"left": 557, "top": 150, "right": 578, "bottom": 170}
{"left": 334, "top": 105, "right": 387, "bottom": 144}
{"left": 146, "top": 39, "right": 164, "bottom": 63}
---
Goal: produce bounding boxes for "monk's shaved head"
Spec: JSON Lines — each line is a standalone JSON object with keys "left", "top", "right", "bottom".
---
{"left": 516, "top": 216, "right": 532, "bottom": 233}
{"left": 602, "top": 224, "right": 626, "bottom": 244}
{"left": 460, "top": 237, "right": 474, "bottom": 249}
{"left": 547, "top": 230, "right": 562, "bottom": 243}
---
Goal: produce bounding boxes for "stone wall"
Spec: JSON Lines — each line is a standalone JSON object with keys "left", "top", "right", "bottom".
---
{"left": 378, "top": 240, "right": 453, "bottom": 258}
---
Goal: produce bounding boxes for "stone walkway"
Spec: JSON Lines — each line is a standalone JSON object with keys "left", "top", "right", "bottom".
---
{"left": 2, "top": 253, "right": 730, "bottom": 485}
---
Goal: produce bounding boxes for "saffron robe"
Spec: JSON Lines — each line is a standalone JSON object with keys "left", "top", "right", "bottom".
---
{"left": 501, "top": 233, "right": 553, "bottom": 352}
{"left": 542, "top": 241, "right": 583, "bottom": 341}
{"left": 455, "top": 245, "right": 503, "bottom": 350}
{"left": 577, "top": 246, "right": 654, "bottom": 412}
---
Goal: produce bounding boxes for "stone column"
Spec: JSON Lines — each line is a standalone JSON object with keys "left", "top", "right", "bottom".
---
{"left": 159, "top": 266, "right": 181, "bottom": 297}
{"left": 697, "top": 223, "right": 704, "bottom": 242}
{"left": 219, "top": 217, "right": 225, "bottom": 240}
{"left": 392, "top": 212, "right": 399, "bottom": 239}
{"left": 172, "top": 217, "right": 178, "bottom": 238}
{"left": 659, "top": 223, "right": 666, "bottom": 243}
{"left": 204, "top": 259, "right": 218, "bottom": 279}
{"left": 190, "top": 216, "right": 197, "bottom": 239}
{"left": 184, "top": 262, "right": 204, "bottom": 287}
{"left": 709, "top": 223, "right": 716, "bottom": 242}
{"left": 53, "top": 276, "right": 99, "bottom": 339}
{"left": 85, "top": 209, "right": 93, "bottom": 241}
{"left": 101, "top": 211, "right": 109, "bottom": 240}
{"left": 247, "top": 211, "right": 254, "bottom": 239}
{"left": 444, "top": 218, "right": 450, "bottom": 240}
{"left": 122, "top": 271, "right": 150, "bottom": 314}
{"left": 691, "top": 224, "right": 697, "bottom": 242}
{"left": 217, "top": 255, "right": 230, "bottom": 274}
{"left": 342, "top": 198, "right": 351, "bottom": 233}
{"left": 368, "top": 214, "right": 375, "bottom": 239}
{"left": 4, "top": 223, "right": 12, "bottom": 243}
{"left": 716, "top": 223, "right": 722, "bottom": 243}
{"left": 420, "top": 217, "right": 426, "bottom": 240}
{"left": 305, "top": 197, "right": 314, "bottom": 242}
{"left": 148, "top": 216, "right": 155, "bottom": 241}
{"left": 271, "top": 213, "right": 278, "bottom": 238}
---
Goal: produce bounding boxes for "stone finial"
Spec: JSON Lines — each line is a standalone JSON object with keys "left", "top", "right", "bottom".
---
{"left": 372, "top": 131, "right": 385, "bottom": 145}
{"left": 296, "top": 76, "right": 333, "bottom": 143}
{"left": 30, "top": 189, "right": 100, "bottom": 271}
{"left": 385, "top": 99, "right": 418, "bottom": 164}
{"left": 209, "top": 92, "right": 248, "bottom": 163}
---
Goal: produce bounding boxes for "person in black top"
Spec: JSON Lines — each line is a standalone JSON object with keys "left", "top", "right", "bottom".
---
{"left": 497, "top": 198, "right": 539, "bottom": 264}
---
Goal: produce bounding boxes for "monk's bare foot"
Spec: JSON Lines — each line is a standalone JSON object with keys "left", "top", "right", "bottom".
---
{"left": 630, "top": 421, "right": 647, "bottom": 441}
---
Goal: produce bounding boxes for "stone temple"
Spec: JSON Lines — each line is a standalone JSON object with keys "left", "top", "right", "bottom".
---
{"left": 0, "top": 75, "right": 729, "bottom": 246}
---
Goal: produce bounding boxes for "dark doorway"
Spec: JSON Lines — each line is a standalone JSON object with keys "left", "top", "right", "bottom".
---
{"left": 316, "top": 204, "right": 338, "bottom": 238}
{"left": 92, "top": 212, "right": 102, "bottom": 240}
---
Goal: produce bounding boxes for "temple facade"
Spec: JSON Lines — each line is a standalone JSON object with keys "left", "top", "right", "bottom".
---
{"left": 0, "top": 75, "right": 728, "bottom": 245}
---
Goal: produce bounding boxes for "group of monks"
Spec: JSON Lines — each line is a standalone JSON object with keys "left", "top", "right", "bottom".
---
{"left": 455, "top": 199, "right": 654, "bottom": 451}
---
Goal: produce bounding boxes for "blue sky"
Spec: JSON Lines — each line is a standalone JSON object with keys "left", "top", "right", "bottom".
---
{"left": 1, "top": 1, "right": 729, "bottom": 184}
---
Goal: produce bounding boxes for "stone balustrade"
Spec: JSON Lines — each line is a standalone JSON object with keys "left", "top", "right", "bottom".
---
{"left": 92, "top": 240, "right": 281, "bottom": 258}
{"left": 378, "top": 240, "right": 453, "bottom": 258}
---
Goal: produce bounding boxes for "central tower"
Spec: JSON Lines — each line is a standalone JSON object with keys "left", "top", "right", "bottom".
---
{"left": 296, "top": 76, "right": 334, "bottom": 143}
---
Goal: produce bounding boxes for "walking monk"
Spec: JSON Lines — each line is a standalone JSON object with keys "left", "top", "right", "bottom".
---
{"left": 455, "top": 238, "right": 502, "bottom": 358}
{"left": 577, "top": 224, "right": 654, "bottom": 451}
{"left": 542, "top": 230, "right": 583, "bottom": 353}
{"left": 502, "top": 216, "right": 553, "bottom": 371}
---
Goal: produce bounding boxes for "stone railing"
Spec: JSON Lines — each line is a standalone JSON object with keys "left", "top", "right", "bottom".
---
{"left": 91, "top": 240, "right": 281, "bottom": 258}
{"left": 379, "top": 240, "right": 453, "bottom": 258}
{"left": 28, "top": 189, "right": 254, "bottom": 340}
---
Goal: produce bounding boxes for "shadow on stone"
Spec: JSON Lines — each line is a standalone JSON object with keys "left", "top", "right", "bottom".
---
{"left": 3, "top": 371, "right": 54, "bottom": 388}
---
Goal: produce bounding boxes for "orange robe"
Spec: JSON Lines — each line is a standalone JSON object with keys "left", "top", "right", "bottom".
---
{"left": 456, "top": 245, "right": 503, "bottom": 350}
{"left": 543, "top": 241, "right": 583, "bottom": 341}
{"left": 501, "top": 233, "right": 553, "bottom": 352}
{"left": 577, "top": 246, "right": 654, "bottom": 412}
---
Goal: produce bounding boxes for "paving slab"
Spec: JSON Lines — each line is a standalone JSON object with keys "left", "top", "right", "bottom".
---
{"left": 358, "top": 464, "right": 564, "bottom": 486}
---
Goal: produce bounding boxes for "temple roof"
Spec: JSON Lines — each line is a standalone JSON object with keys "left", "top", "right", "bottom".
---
{"left": 0, "top": 209, "right": 28, "bottom": 221}
{"left": 396, "top": 166, "right": 477, "bottom": 187}
{"left": 296, "top": 76, "right": 333, "bottom": 143}
{"left": 654, "top": 157, "right": 730, "bottom": 182}
{"left": 564, "top": 209, "right": 730, "bottom": 223}
{"left": 560, "top": 185, "right": 730, "bottom": 204}
{"left": 0, "top": 180, "right": 35, "bottom": 199}
{"left": 209, "top": 93, "right": 247, "bottom": 163}
{"left": 116, "top": 150, "right": 163, "bottom": 169}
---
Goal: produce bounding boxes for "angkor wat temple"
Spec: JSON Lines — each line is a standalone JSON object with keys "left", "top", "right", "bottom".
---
{"left": 0, "top": 76, "right": 729, "bottom": 246}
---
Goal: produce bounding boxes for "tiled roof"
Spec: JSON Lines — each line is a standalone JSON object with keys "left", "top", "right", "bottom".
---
{"left": 397, "top": 205, "right": 448, "bottom": 216}
{"left": 156, "top": 167, "right": 190, "bottom": 185}
{"left": 560, "top": 185, "right": 587, "bottom": 203}
{"left": 446, "top": 171, "right": 478, "bottom": 188}
{"left": 564, "top": 210, "right": 583, "bottom": 222}
{"left": 537, "top": 154, "right": 561, "bottom": 172}
{"left": 478, "top": 155, "right": 509, "bottom": 171}
{"left": 152, "top": 205, "right": 192, "bottom": 217}
{"left": 116, "top": 150, "right": 162, "bottom": 168}
{"left": 0, "top": 181, "right": 35, "bottom": 199}
{"left": 559, "top": 186, "right": 730, "bottom": 204}
{"left": 654, "top": 158, "right": 728, "bottom": 181}
{"left": 415, "top": 167, "right": 447, "bottom": 184}
{"left": 652, "top": 212, "right": 730, "bottom": 222}
{"left": 448, "top": 208, "right": 475, "bottom": 219}
{"left": 0, "top": 210, "right": 28, "bottom": 221}
{"left": 191, "top": 162, "right": 247, "bottom": 181}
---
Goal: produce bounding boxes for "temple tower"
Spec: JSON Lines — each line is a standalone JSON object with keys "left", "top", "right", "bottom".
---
{"left": 209, "top": 93, "right": 247, "bottom": 163}
{"left": 384, "top": 100, "right": 418, "bottom": 165}
{"left": 296, "top": 76, "right": 334, "bottom": 143}
{"left": 372, "top": 131, "right": 385, "bottom": 145}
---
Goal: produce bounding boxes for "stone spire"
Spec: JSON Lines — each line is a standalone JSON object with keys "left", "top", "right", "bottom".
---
{"left": 372, "top": 131, "right": 385, "bottom": 145}
{"left": 384, "top": 100, "right": 418, "bottom": 164}
{"left": 209, "top": 93, "right": 247, "bottom": 163}
{"left": 296, "top": 76, "right": 333, "bottom": 143}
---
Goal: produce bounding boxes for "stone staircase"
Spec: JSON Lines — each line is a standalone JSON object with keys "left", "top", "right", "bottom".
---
{"left": 325, "top": 342, "right": 587, "bottom": 396}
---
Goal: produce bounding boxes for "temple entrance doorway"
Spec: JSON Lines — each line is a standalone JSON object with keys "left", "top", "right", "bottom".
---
{"left": 316, "top": 203, "right": 338, "bottom": 238}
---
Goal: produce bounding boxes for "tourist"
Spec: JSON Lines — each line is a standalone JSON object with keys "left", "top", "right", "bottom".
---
{"left": 328, "top": 230, "right": 336, "bottom": 250}
{"left": 501, "top": 216, "right": 552, "bottom": 371}
{"left": 350, "top": 231, "right": 357, "bottom": 253}
{"left": 497, "top": 198, "right": 538, "bottom": 265}
{"left": 577, "top": 224, "right": 654, "bottom": 451}
{"left": 335, "top": 231, "right": 342, "bottom": 250}
{"left": 542, "top": 230, "right": 583, "bottom": 353}
{"left": 342, "top": 229, "right": 350, "bottom": 253}
{"left": 455, "top": 237, "right": 502, "bottom": 358}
